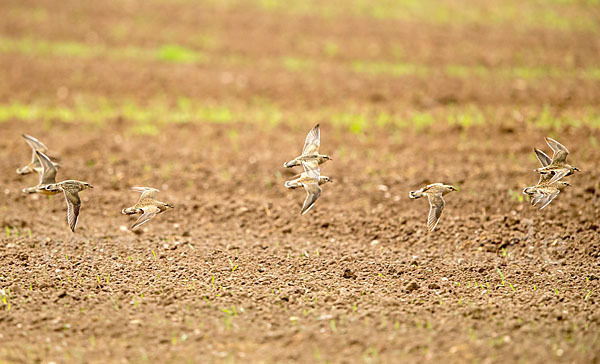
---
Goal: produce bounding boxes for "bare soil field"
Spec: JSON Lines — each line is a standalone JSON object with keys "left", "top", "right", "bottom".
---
{"left": 1, "top": 0, "right": 599, "bottom": 363}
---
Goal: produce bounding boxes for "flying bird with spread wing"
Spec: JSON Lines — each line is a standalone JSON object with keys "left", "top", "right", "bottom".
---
{"left": 283, "top": 124, "right": 331, "bottom": 168}
{"left": 285, "top": 162, "right": 332, "bottom": 215}
{"left": 534, "top": 137, "right": 579, "bottom": 184}
{"left": 409, "top": 183, "right": 457, "bottom": 231}
{"left": 122, "top": 187, "right": 174, "bottom": 230}
{"left": 17, "top": 134, "right": 59, "bottom": 175}
{"left": 523, "top": 147, "right": 570, "bottom": 209}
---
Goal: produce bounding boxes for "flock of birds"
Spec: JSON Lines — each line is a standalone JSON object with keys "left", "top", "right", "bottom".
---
{"left": 15, "top": 128, "right": 579, "bottom": 233}
{"left": 17, "top": 134, "right": 174, "bottom": 232}
{"left": 281, "top": 126, "right": 579, "bottom": 231}
{"left": 522, "top": 138, "right": 579, "bottom": 209}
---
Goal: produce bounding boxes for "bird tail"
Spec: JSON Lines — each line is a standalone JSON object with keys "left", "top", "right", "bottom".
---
{"left": 409, "top": 190, "right": 422, "bottom": 199}
{"left": 283, "top": 159, "right": 298, "bottom": 168}
{"left": 522, "top": 186, "right": 535, "bottom": 195}
{"left": 284, "top": 180, "right": 298, "bottom": 189}
{"left": 122, "top": 207, "right": 135, "bottom": 215}
{"left": 16, "top": 166, "right": 30, "bottom": 175}
{"left": 22, "top": 186, "right": 36, "bottom": 194}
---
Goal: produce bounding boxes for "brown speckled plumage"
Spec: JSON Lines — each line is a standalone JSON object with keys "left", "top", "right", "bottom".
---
{"left": 524, "top": 145, "right": 571, "bottom": 209}
{"left": 535, "top": 137, "right": 579, "bottom": 184}
{"left": 284, "top": 162, "right": 332, "bottom": 215}
{"left": 409, "top": 183, "right": 457, "bottom": 231}
{"left": 22, "top": 151, "right": 60, "bottom": 195}
{"left": 283, "top": 124, "right": 331, "bottom": 168}
{"left": 43, "top": 179, "right": 93, "bottom": 232}
{"left": 17, "top": 134, "right": 59, "bottom": 175}
{"left": 122, "top": 187, "right": 174, "bottom": 230}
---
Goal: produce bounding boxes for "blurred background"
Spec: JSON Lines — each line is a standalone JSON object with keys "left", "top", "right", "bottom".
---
{"left": 1, "top": 0, "right": 599, "bottom": 133}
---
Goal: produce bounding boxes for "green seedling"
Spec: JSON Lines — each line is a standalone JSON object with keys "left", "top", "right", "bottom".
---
{"left": 496, "top": 267, "right": 505, "bottom": 286}
{"left": 508, "top": 189, "right": 524, "bottom": 203}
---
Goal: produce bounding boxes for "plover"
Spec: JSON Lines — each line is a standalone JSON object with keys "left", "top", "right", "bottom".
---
{"left": 122, "top": 187, "right": 174, "bottom": 230}
{"left": 17, "top": 134, "right": 58, "bottom": 175}
{"left": 523, "top": 181, "right": 570, "bottom": 210}
{"left": 523, "top": 147, "right": 570, "bottom": 209}
{"left": 283, "top": 124, "right": 331, "bottom": 168}
{"left": 409, "top": 183, "right": 457, "bottom": 231}
{"left": 41, "top": 180, "right": 93, "bottom": 232}
{"left": 22, "top": 151, "right": 59, "bottom": 195}
{"left": 535, "top": 137, "right": 579, "bottom": 184}
{"left": 284, "top": 162, "right": 332, "bottom": 215}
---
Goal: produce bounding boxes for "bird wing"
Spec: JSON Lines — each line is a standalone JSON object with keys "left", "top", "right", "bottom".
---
{"left": 302, "top": 161, "right": 320, "bottom": 179}
{"left": 62, "top": 188, "right": 81, "bottom": 232}
{"left": 22, "top": 134, "right": 48, "bottom": 152}
{"left": 537, "top": 171, "right": 553, "bottom": 184}
{"left": 530, "top": 190, "right": 545, "bottom": 206}
{"left": 426, "top": 193, "right": 445, "bottom": 231}
{"left": 36, "top": 151, "right": 58, "bottom": 185}
{"left": 545, "top": 137, "right": 569, "bottom": 163}
{"left": 547, "top": 168, "right": 569, "bottom": 184}
{"left": 131, "top": 187, "right": 159, "bottom": 201}
{"left": 301, "top": 182, "right": 322, "bottom": 215}
{"left": 534, "top": 148, "right": 552, "bottom": 167}
{"left": 538, "top": 190, "right": 560, "bottom": 210}
{"left": 131, "top": 205, "right": 161, "bottom": 230}
{"left": 302, "top": 124, "right": 320, "bottom": 156}
{"left": 21, "top": 134, "right": 48, "bottom": 163}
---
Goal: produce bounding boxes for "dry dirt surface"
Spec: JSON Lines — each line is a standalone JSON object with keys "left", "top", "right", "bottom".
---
{"left": 1, "top": 0, "right": 600, "bottom": 363}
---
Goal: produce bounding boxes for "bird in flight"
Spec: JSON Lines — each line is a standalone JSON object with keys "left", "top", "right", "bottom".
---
{"left": 409, "top": 183, "right": 458, "bottom": 231}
